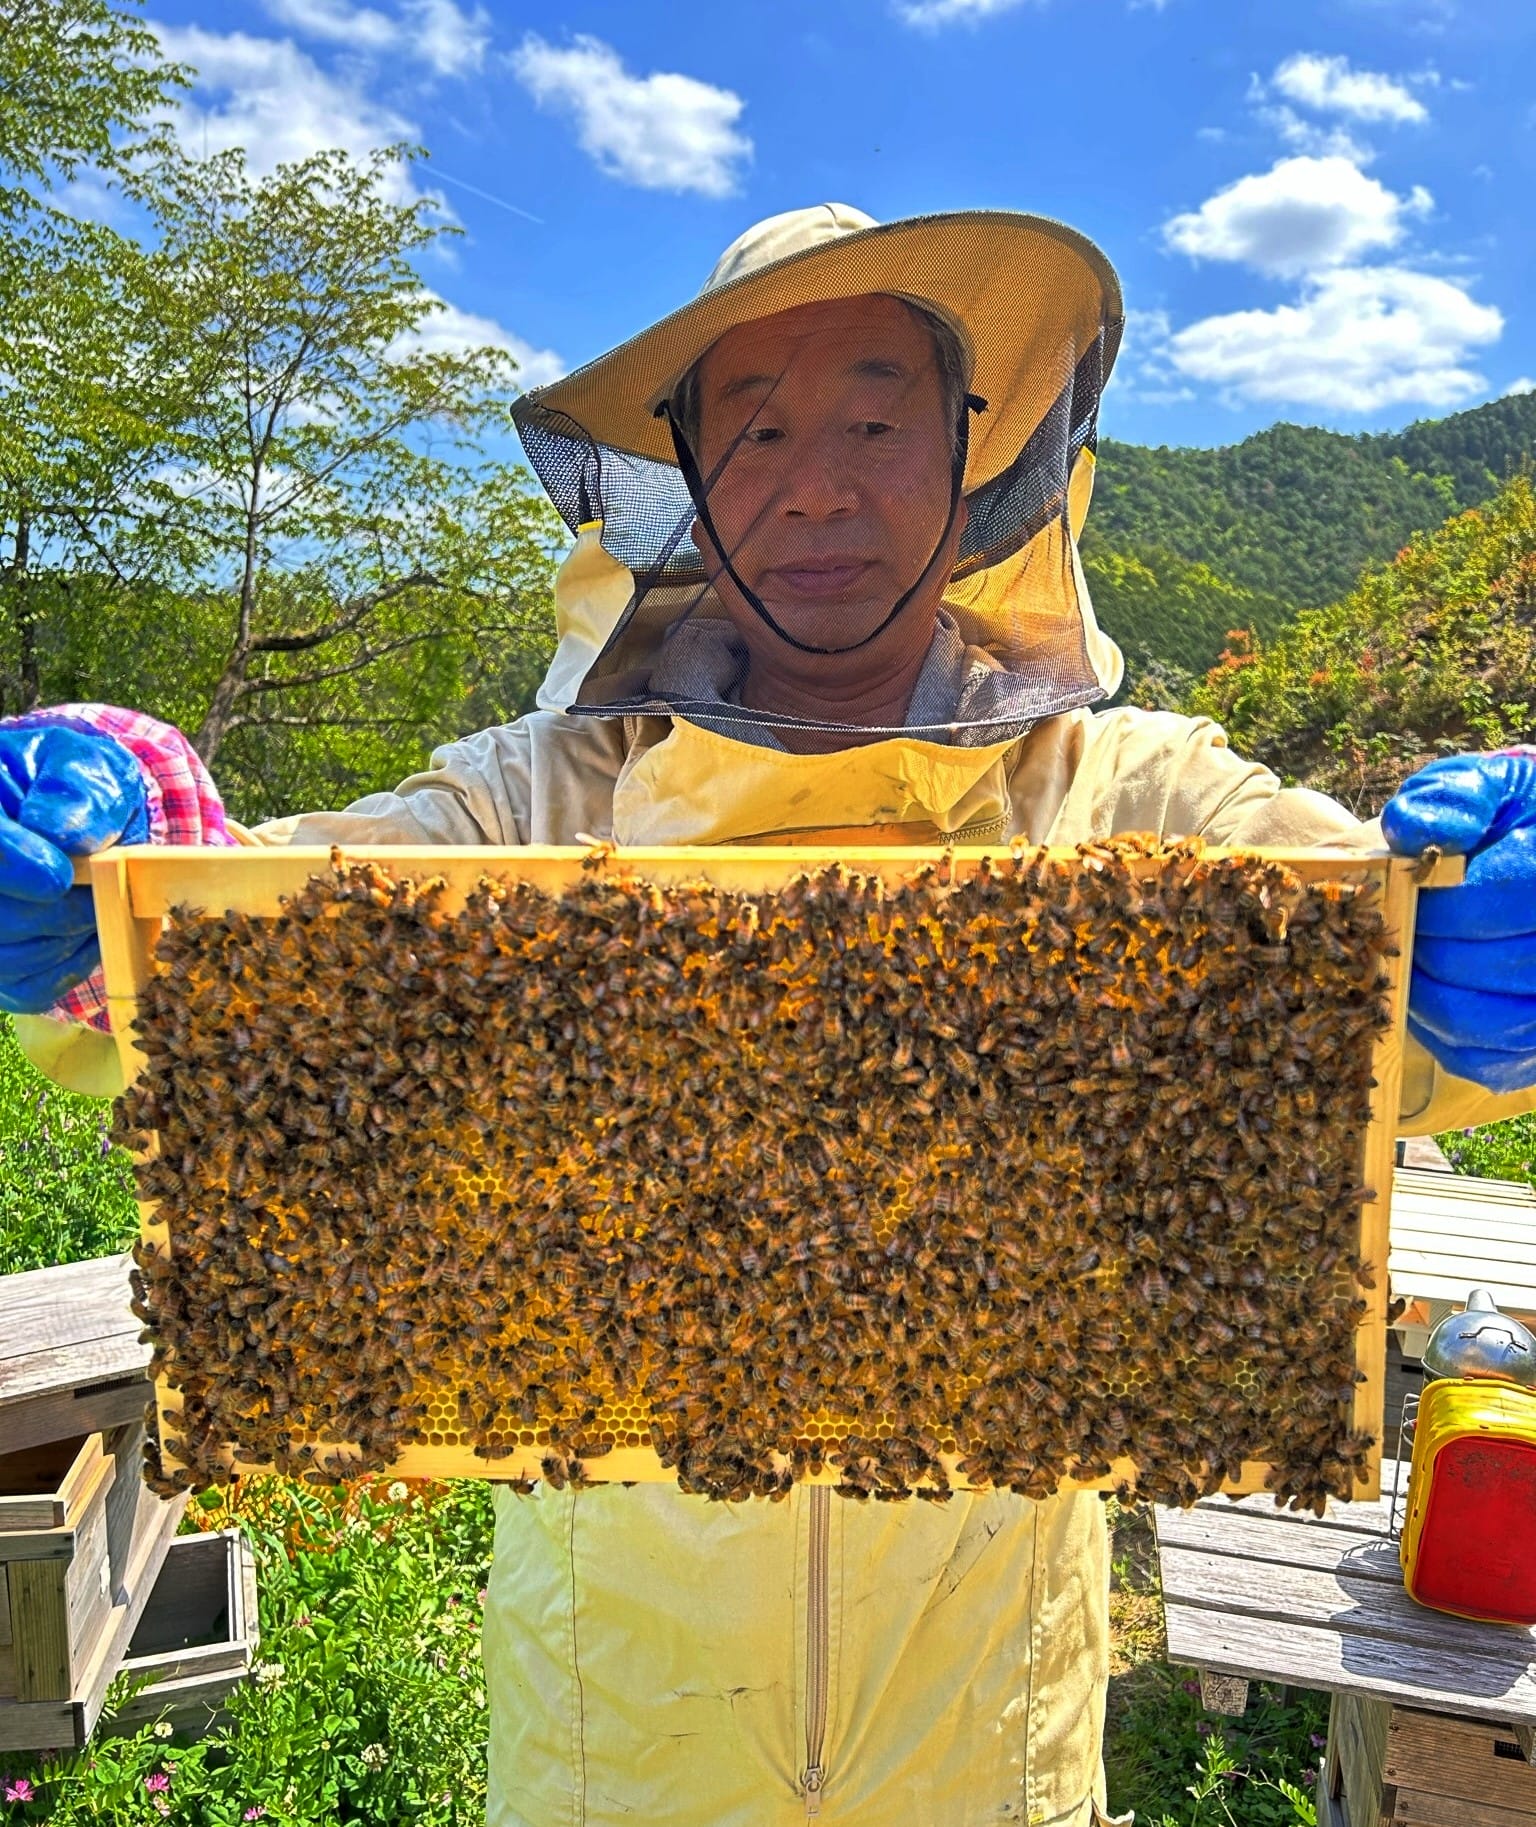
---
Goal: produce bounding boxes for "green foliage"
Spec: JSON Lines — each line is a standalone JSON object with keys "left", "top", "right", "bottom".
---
{"left": 1109, "top": 1659, "right": 1327, "bottom": 1824}
{"left": 1088, "top": 395, "right": 1536, "bottom": 681}
{"left": 1185, "top": 475, "right": 1536, "bottom": 812}
{"left": 0, "top": 1015, "right": 137, "bottom": 1274}
{"left": 1086, "top": 544, "right": 1291, "bottom": 683}
{"left": 2, "top": 1477, "right": 496, "bottom": 1824}
{"left": 1091, "top": 396, "right": 1536, "bottom": 615}
{"left": 2, "top": 119, "right": 560, "bottom": 821}
{"left": 0, "top": 0, "right": 182, "bottom": 217}
{"left": 1438, "top": 1114, "right": 1536, "bottom": 1184}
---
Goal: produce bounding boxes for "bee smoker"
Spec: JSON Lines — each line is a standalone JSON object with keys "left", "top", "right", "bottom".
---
{"left": 1398, "top": 1289, "right": 1536, "bottom": 1624}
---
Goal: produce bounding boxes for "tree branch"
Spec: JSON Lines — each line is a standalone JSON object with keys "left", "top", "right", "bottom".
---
{"left": 223, "top": 712, "right": 421, "bottom": 733}
{"left": 237, "top": 626, "right": 444, "bottom": 695}
{"left": 247, "top": 569, "right": 442, "bottom": 653}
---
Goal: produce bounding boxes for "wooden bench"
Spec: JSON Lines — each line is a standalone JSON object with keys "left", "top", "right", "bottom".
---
{"left": 0, "top": 1254, "right": 150, "bottom": 1455}
{"left": 1155, "top": 1455, "right": 1536, "bottom": 1824}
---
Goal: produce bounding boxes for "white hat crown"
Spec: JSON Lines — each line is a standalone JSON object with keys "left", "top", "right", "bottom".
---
{"left": 701, "top": 203, "right": 879, "bottom": 297}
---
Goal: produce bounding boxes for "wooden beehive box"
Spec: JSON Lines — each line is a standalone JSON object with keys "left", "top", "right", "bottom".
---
{"left": 84, "top": 841, "right": 1458, "bottom": 1506}
{"left": 0, "top": 1421, "right": 184, "bottom": 1750}
{"left": 1323, "top": 1695, "right": 1536, "bottom": 1826}
{"left": 104, "top": 1529, "right": 257, "bottom": 1740}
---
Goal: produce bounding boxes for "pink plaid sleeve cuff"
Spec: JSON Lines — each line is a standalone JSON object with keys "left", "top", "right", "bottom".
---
{"left": 7, "top": 705, "right": 234, "bottom": 1033}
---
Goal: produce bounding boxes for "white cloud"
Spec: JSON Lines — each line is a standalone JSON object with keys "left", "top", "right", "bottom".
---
{"left": 1162, "top": 155, "right": 1431, "bottom": 277}
{"left": 1259, "top": 101, "right": 1373, "bottom": 163}
{"left": 1505, "top": 377, "right": 1536, "bottom": 397}
{"left": 1272, "top": 52, "right": 1429, "bottom": 123}
{"left": 396, "top": 295, "right": 564, "bottom": 389}
{"left": 153, "top": 24, "right": 420, "bottom": 194}
{"left": 261, "top": 0, "right": 399, "bottom": 52}
{"left": 510, "top": 35, "right": 750, "bottom": 197}
{"left": 259, "top": 0, "right": 488, "bottom": 76}
{"left": 404, "top": 0, "right": 490, "bottom": 77}
{"left": 894, "top": 0, "right": 1159, "bottom": 18}
{"left": 895, "top": 0, "right": 1036, "bottom": 22}
{"left": 1164, "top": 266, "right": 1502, "bottom": 412}
{"left": 1107, "top": 308, "right": 1195, "bottom": 405}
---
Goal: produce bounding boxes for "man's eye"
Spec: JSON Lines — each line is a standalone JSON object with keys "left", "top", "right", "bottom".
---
{"left": 859, "top": 421, "right": 894, "bottom": 437}
{"left": 744, "top": 426, "right": 784, "bottom": 445}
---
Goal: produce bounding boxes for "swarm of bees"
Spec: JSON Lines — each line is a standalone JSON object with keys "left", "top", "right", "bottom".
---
{"left": 120, "top": 837, "right": 1392, "bottom": 1512}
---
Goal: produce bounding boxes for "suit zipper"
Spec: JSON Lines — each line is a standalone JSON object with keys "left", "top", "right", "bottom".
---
{"left": 802, "top": 1487, "right": 830, "bottom": 1816}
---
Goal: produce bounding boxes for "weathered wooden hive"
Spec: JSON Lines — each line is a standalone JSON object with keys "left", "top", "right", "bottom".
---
{"left": 81, "top": 838, "right": 1457, "bottom": 1509}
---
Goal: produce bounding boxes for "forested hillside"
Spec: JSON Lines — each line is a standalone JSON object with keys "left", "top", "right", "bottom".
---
{"left": 1088, "top": 393, "right": 1536, "bottom": 679}
{"left": 1186, "top": 475, "right": 1536, "bottom": 814}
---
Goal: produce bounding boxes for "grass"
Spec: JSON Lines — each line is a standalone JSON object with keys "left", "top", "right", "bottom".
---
{"left": 1106, "top": 1503, "right": 1326, "bottom": 1827}
{"left": 7, "top": 1011, "right": 1532, "bottom": 1822}
{"left": 0, "top": 1016, "right": 138, "bottom": 1277}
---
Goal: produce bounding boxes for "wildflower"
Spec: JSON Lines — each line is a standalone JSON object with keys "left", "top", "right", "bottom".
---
{"left": 1310, "top": 1732, "right": 1327, "bottom": 1749}
{"left": 253, "top": 1661, "right": 284, "bottom": 1689}
{"left": 154, "top": 1721, "right": 175, "bottom": 1739}
{"left": 1195, "top": 1720, "right": 1213, "bottom": 1738}
{"left": 146, "top": 1772, "right": 171, "bottom": 1793}
{"left": 360, "top": 1743, "right": 389, "bottom": 1771}
{"left": 387, "top": 1481, "right": 409, "bottom": 1503}
{"left": 1180, "top": 1679, "right": 1200, "bottom": 1697}
{"left": 152, "top": 1798, "right": 171, "bottom": 1818}
{"left": 244, "top": 1809, "right": 267, "bottom": 1820}
{"left": 4, "top": 1777, "right": 37, "bottom": 1803}
{"left": 477, "top": 1589, "right": 487, "bottom": 1607}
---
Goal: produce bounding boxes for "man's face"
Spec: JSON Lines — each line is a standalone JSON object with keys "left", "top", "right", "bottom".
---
{"left": 691, "top": 295, "right": 964, "bottom": 657}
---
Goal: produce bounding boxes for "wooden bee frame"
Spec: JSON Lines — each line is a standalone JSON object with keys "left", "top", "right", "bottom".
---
{"left": 84, "top": 842, "right": 1461, "bottom": 1504}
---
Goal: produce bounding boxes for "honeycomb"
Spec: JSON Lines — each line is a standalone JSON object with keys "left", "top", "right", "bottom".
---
{"left": 121, "top": 838, "right": 1392, "bottom": 1512}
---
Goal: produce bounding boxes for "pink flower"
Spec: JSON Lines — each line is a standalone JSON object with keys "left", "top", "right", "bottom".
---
{"left": 4, "top": 1777, "right": 36, "bottom": 1803}
{"left": 145, "top": 1771, "right": 171, "bottom": 1793}
{"left": 244, "top": 1810, "right": 267, "bottom": 1821}
{"left": 152, "top": 1798, "right": 171, "bottom": 1819}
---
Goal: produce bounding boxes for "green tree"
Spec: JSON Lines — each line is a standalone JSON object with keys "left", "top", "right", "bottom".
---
{"left": 0, "top": 0, "right": 187, "bottom": 710}
{"left": 2, "top": 136, "right": 561, "bottom": 820}
{"left": 1085, "top": 543, "right": 1289, "bottom": 683}
{"left": 0, "top": 0, "right": 180, "bottom": 216}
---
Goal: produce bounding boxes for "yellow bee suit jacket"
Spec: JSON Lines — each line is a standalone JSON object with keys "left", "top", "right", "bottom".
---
{"left": 18, "top": 687, "right": 1534, "bottom": 1827}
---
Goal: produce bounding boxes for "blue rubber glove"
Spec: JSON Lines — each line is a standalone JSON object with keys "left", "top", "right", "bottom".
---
{"left": 1382, "top": 751, "right": 1536, "bottom": 1092}
{"left": 0, "top": 724, "right": 149, "bottom": 1013}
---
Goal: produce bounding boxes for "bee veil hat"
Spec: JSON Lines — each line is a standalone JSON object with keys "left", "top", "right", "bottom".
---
{"left": 512, "top": 203, "right": 1127, "bottom": 742}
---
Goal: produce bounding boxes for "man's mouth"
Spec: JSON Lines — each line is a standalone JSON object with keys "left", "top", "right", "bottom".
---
{"left": 763, "top": 559, "right": 874, "bottom": 601}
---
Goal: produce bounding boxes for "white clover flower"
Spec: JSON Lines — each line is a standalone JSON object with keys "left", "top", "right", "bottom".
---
{"left": 386, "top": 1480, "right": 409, "bottom": 1502}
{"left": 153, "top": 1719, "right": 174, "bottom": 1739}
{"left": 360, "top": 1742, "right": 389, "bottom": 1770}
{"left": 253, "top": 1660, "right": 285, "bottom": 1689}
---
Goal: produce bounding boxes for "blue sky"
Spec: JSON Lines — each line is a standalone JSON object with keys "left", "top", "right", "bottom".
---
{"left": 140, "top": 0, "right": 1536, "bottom": 450}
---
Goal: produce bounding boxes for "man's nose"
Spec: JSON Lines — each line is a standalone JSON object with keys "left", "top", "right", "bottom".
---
{"left": 778, "top": 432, "right": 858, "bottom": 520}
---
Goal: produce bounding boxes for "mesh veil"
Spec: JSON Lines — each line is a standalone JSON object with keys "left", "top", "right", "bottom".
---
{"left": 511, "top": 222, "right": 1124, "bottom": 745}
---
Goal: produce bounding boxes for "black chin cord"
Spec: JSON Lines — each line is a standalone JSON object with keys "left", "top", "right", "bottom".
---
{"left": 656, "top": 393, "right": 987, "bottom": 659}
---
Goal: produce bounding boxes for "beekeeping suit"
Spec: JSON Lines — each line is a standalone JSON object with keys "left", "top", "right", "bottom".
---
{"left": 14, "top": 204, "right": 1529, "bottom": 1827}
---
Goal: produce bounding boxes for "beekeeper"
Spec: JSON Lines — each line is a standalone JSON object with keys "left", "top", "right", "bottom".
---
{"left": 5, "top": 204, "right": 1536, "bottom": 1827}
